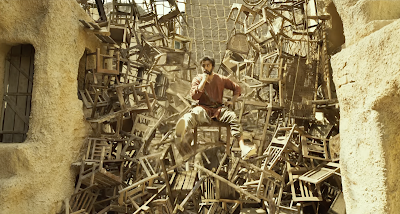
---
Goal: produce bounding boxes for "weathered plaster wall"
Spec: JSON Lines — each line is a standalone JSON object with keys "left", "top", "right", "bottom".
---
{"left": 333, "top": 0, "right": 400, "bottom": 46}
{"left": 332, "top": 0, "right": 400, "bottom": 213}
{"left": 0, "top": 1, "right": 101, "bottom": 213}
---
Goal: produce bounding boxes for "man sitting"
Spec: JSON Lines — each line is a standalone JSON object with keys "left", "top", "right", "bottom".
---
{"left": 175, "top": 56, "right": 257, "bottom": 159}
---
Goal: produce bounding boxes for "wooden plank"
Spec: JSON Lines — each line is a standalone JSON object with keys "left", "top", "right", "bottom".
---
{"left": 299, "top": 162, "right": 340, "bottom": 184}
{"left": 79, "top": 90, "right": 92, "bottom": 108}
{"left": 88, "top": 22, "right": 101, "bottom": 30}
{"left": 2, "top": 45, "right": 21, "bottom": 142}
{"left": 3, "top": 96, "right": 29, "bottom": 124}
{"left": 0, "top": 53, "right": 10, "bottom": 133}
{"left": 7, "top": 57, "right": 32, "bottom": 81}
{"left": 172, "top": 173, "right": 186, "bottom": 192}
{"left": 26, "top": 45, "right": 34, "bottom": 127}
{"left": 95, "top": 34, "right": 117, "bottom": 44}
{"left": 14, "top": 45, "right": 31, "bottom": 142}
{"left": 79, "top": 19, "right": 92, "bottom": 28}
{"left": 182, "top": 170, "right": 196, "bottom": 191}
{"left": 174, "top": 176, "right": 205, "bottom": 213}
{"left": 139, "top": 159, "right": 153, "bottom": 177}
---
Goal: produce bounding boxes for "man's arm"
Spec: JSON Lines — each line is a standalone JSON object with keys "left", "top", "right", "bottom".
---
{"left": 223, "top": 76, "right": 241, "bottom": 105}
{"left": 190, "top": 73, "right": 208, "bottom": 100}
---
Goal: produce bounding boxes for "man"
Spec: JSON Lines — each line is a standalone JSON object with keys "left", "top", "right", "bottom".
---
{"left": 175, "top": 56, "right": 257, "bottom": 159}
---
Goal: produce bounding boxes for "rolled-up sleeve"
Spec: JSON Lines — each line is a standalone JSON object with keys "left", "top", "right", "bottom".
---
{"left": 190, "top": 76, "right": 204, "bottom": 100}
{"left": 223, "top": 76, "right": 241, "bottom": 97}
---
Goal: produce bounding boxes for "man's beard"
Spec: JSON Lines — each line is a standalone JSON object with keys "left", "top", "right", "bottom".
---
{"left": 204, "top": 70, "right": 212, "bottom": 75}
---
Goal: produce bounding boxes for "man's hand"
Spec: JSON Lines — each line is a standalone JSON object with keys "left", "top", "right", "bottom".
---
{"left": 224, "top": 100, "right": 235, "bottom": 108}
{"left": 197, "top": 72, "right": 209, "bottom": 92}
{"left": 225, "top": 94, "right": 239, "bottom": 109}
{"left": 202, "top": 73, "right": 209, "bottom": 80}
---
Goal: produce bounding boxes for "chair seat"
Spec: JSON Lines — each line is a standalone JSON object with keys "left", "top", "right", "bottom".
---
{"left": 172, "top": 170, "right": 197, "bottom": 193}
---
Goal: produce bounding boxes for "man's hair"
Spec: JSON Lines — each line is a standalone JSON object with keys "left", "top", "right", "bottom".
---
{"left": 200, "top": 56, "right": 215, "bottom": 67}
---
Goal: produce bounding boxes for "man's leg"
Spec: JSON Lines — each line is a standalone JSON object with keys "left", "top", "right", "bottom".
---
{"left": 175, "top": 106, "right": 211, "bottom": 158}
{"left": 175, "top": 106, "right": 211, "bottom": 141}
{"left": 218, "top": 107, "right": 257, "bottom": 159}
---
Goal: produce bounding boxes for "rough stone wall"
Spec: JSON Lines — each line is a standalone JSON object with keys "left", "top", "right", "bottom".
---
{"left": 0, "top": 1, "right": 101, "bottom": 213}
{"left": 331, "top": 0, "right": 400, "bottom": 213}
{"left": 333, "top": 0, "right": 400, "bottom": 46}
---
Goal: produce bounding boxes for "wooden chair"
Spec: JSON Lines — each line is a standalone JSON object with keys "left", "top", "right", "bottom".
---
{"left": 221, "top": 51, "right": 253, "bottom": 79}
{"left": 286, "top": 162, "right": 323, "bottom": 202}
{"left": 222, "top": 156, "right": 283, "bottom": 212}
{"left": 227, "top": 33, "right": 250, "bottom": 55}
{"left": 114, "top": 82, "right": 157, "bottom": 113}
{"left": 299, "top": 162, "right": 340, "bottom": 185}
{"left": 75, "top": 147, "right": 123, "bottom": 192}
{"left": 96, "top": 204, "right": 136, "bottom": 214}
{"left": 262, "top": 125, "right": 298, "bottom": 170}
{"left": 121, "top": 184, "right": 169, "bottom": 214}
{"left": 150, "top": 197, "right": 174, "bottom": 214}
{"left": 95, "top": 48, "right": 120, "bottom": 75}
{"left": 243, "top": 7, "right": 268, "bottom": 34}
{"left": 158, "top": 8, "right": 182, "bottom": 37}
{"left": 86, "top": 108, "right": 132, "bottom": 138}
{"left": 141, "top": 41, "right": 191, "bottom": 74}
{"left": 85, "top": 138, "right": 113, "bottom": 163}
{"left": 227, "top": 3, "right": 259, "bottom": 26}
{"left": 171, "top": 170, "right": 201, "bottom": 213}
{"left": 201, "top": 177, "right": 216, "bottom": 205}
{"left": 138, "top": 14, "right": 167, "bottom": 46}
{"left": 206, "top": 203, "right": 226, "bottom": 214}
{"left": 241, "top": 180, "right": 282, "bottom": 213}
{"left": 254, "top": 126, "right": 300, "bottom": 203}
{"left": 301, "top": 135, "right": 330, "bottom": 161}
{"left": 258, "top": 57, "right": 286, "bottom": 108}
{"left": 193, "top": 121, "right": 232, "bottom": 156}
{"left": 327, "top": 190, "right": 345, "bottom": 214}
{"left": 79, "top": 87, "right": 110, "bottom": 110}
{"left": 66, "top": 186, "right": 99, "bottom": 214}
{"left": 118, "top": 145, "right": 176, "bottom": 211}
{"left": 79, "top": 85, "right": 112, "bottom": 119}
{"left": 130, "top": 114, "right": 161, "bottom": 154}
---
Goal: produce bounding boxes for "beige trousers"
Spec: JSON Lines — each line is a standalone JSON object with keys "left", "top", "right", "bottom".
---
{"left": 181, "top": 106, "right": 242, "bottom": 138}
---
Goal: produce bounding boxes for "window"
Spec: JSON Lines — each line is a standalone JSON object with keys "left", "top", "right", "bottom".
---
{"left": 0, "top": 44, "right": 35, "bottom": 142}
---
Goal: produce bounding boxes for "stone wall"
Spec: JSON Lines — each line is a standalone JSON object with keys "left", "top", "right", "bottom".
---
{"left": 0, "top": 1, "right": 101, "bottom": 213}
{"left": 331, "top": 0, "right": 400, "bottom": 213}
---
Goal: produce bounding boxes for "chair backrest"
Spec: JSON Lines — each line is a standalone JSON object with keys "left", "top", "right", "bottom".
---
{"left": 69, "top": 187, "right": 99, "bottom": 213}
{"left": 227, "top": 33, "right": 250, "bottom": 54}
{"left": 263, "top": 125, "right": 296, "bottom": 170}
{"left": 85, "top": 138, "right": 113, "bottom": 163}
{"left": 131, "top": 114, "right": 158, "bottom": 142}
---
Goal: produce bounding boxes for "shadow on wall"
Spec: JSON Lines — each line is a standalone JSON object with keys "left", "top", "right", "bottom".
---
{"left": 77, "top": 49, "right": 88, "bottom": 92}
{"left": 327, "top": 2, "right": 345, "bottom": 55}
{"left": 372, "top": 84, "right": 400, "bottom": 213}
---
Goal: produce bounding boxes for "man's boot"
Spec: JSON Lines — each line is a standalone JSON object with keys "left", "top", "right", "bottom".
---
{"left": 175, "top": 118, "right": 194, "bottom": 158}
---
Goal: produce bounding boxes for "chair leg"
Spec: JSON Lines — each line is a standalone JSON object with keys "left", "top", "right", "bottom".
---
{"left": 226, "top": 127, "right": 231, "bottom": 155}
{"left": 75, "top": 156, "right": 86, "bottom": 193}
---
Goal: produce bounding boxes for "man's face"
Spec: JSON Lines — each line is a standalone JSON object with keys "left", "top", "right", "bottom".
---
{"left": 201, "top": 60, "right": 213, "bottom": 74}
